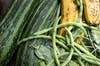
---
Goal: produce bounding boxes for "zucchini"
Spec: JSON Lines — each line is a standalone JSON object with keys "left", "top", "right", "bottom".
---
{"left": 16, "top": 0, "right": 59, "bottom": 66}
{"left": 17, "top": 0, "right": 43, "bottom": 40}
{"left": 0, "top": 0, "right": 35, "bottom": 65}
{"left": 8, "top": 1, "right": 43, "bottom": 65}
{"left": 0, "top": 0, "right": 22, "bottom": 30}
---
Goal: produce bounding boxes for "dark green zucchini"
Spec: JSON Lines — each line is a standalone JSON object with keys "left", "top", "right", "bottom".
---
{"left": 0, "top": 0, "right": 22, "bottom": 32}
{"left": 17, "top": 0, "right": 43, "bottom": 41}
{"left": 16, "top": 0, "right": 59, "bottom": 66}
{"left": 0, "top": 0, "right": 35, "bottom": 65}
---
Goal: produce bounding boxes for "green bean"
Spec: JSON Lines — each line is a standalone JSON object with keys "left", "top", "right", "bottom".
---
{"left": 40, "top": 61, "right": 46, "bottom": 66}
{"left": 56, "top": 35, "right": 65, "bottom": 41}
{"left": 56, "top": 40, "right": 69, "bottom": 50}
{"left": 87, "top": 30, "right": 97, "bottom": 56}
{"left": 76, "top": 0, "right": 80, "bottom": 6}
{"left": 47, "top": 60, "right": 54, "bottom": 66}
{"left": 65, "top": 29, "right": 100, "bottom": 65}
{"left": 61, "top": 48, "right": 74, "bottom": 66}
{"left": 52, "top": 28, "right": 60, "bottom": 65}
{"left": 33, "top": 22, "right": 99, "bottom": 37}
{"left": 85, "top": 55, "right": 100, "bottom": 62}
{"left": 77, "top": 0, "right": 83, "bottom": 22}
{"left": 47, "top": 52, "right": 69, "bottom": 66}
{"left": 52, "top": 6, "right": 60, "bottom": 66}
{"left": 47, "top": 51, "right": 100, "bottom": 66}
{"left": 81, "top": 22, "right": 100, "bottom": 31}
{"left": 65, "top": 27, "right": 74, "bottom": 44}
{"left": 81, "top": 42, "right": 89, "bottom": 51}
{"left": 57, "top": 38, "right": 66, "bottom": 46}
{"left": 74, "top": 42, "right": 95, "bottom": 58}
{"left": 17, "top": 35, "right": 51, "bottom": 45}
{"left": 77, "top": 58, "right": 85, "bottom": 66}
{"left": 33, "top": 22, "right": 87, "bottom": 36}
{"left": 18, "top": 35, "right": 69, "bottom": 50}
{"left": 47, "top": 51, "right": 80, "bottom": 66}
{"left": 73, "top": 46, "right": 100, "bottom": 65}
{"left": 60, "top": 51, "right": 100, "bottom": 63}
{"left": 65, "top": 33, "right": 71, "bottom": 45}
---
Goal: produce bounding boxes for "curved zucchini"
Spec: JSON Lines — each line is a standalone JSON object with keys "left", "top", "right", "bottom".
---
{"left": 0, "top": 0, "right": 35, "bottom": 65}
{"left": 15, "top": 0, "right": 59, "bottom": 66}
{"left": 0, "top": 0, "right": 22, "bottom": 29}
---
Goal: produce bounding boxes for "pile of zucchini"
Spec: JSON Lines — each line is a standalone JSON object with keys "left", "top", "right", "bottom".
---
{"left": 0, "top": 0, "right": 100, "bottom": 66}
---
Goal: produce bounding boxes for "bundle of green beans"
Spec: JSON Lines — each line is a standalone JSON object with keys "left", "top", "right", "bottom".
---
{"left": 18, "top": 20, "right": 100, "bottom": 66}
{"left": 17, "top": 2, "right": 100, "bottom": 65}
{"left": 1, "top": 0, "right": 100, "bottom": 66}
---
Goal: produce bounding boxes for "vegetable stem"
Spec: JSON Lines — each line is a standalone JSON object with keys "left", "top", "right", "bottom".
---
{"left": 61, "top": 48, "right": 74, "bottom": 66}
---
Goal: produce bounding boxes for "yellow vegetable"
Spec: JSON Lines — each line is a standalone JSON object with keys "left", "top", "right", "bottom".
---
{"left": 76, "top": 32, "right": 84, "bottom": 44}
{"left": 83, "top": 0, "right": 100, "bottom": 24}
{"left": 59, "top": 0, "right": 78, "bottom": 35}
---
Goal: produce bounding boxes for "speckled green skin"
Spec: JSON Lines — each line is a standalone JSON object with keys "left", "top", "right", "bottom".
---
{"left": 15, "top": 0, "right": 59, "bottom": 66}
{"left": 0, "top": 0, "right": 35, "bottom": 65}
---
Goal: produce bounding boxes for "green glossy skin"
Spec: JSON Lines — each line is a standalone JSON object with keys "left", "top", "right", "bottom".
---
{"left": 0, "top": 0, "right": 35, "bottom": 65}
{"left": 0, "top": 0, "right": 22, "bottom": 31}
{"left": 16, "top": 0, "right": 59, "bottom": 66}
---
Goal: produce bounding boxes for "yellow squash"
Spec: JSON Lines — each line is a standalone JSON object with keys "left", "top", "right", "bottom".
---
{"left": 59, "top": 0, "right": 78, "bottom": 35}
{"left": 83, "top": 0, "right": 100, "bottom": 24}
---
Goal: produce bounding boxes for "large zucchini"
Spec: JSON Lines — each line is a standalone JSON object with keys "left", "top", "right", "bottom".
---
{"left": 0, "top": 0, "right": 35, "bottom": 65}
{"left": 16, "top": 0, "right": 59, "bottom": 66}
{"left": 0, "top": 0, "right": 22, "bottom": 29}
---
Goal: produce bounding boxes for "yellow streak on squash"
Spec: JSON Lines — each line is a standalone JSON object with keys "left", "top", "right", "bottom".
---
{"left": 59, "top": 0, "right": 78, "bottom": 35}
{"left": 76, "top": 32, "right": 84, "bottom": 44}
{"left": 83, "top": 0, "right": 100, "bottom": 24}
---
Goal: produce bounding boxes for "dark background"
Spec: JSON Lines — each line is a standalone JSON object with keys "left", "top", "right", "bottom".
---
{"left": 1, "top": 0, "right": 12, "bottom": 14}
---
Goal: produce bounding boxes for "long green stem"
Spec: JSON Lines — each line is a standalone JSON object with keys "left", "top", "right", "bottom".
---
{"left": 47, "top": 50, "right": 100, "bottom": 66}
{"left": 73, "top": 46, "right": 100, "bottom": 65}
{"left": 33, "top": 22, "right": 87, "bottom": 36}
{"left": 77, "top": 58, "right": 85, "bottom": 66}
{"left": 33, "top": 22, "right": 100, "bottom": 36}
{"left": 65, "top": 27, "right": 74, "bottom": 44}
{"left": 56, "top": 35, "right": 65, "bottom": 41}
{"left": 77, "top": 0, "right": 83, "bottom": 22}
{"left": 74, "top": 42, "right": 95, "bottom": 58}
{"left": 47, "top": 52, "right": 70, "bottom": 66}
{"left": 52, "top": 7, "right": 60, "bottom": 66}
{"left": 18, "top": 35, "right": 69, "bottom": 50}
{"left": 17, "top": 35, "right": 51, "bottom": 45}
{"left": 81, "top": 23, "right": 100, "bottom": 31}
{"left": 61, "top": 48, "right": 74, "bottom": 66}
{"left": 56, "top": 40, "right": 69, "bottom": 50}
{"left": 65, "top": 28, "right": 95, "bottom": 58}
